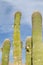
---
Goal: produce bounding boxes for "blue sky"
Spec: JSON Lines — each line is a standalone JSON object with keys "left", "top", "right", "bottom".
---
{"left": 0, "top": 0, "right": 43, "bottom": 64}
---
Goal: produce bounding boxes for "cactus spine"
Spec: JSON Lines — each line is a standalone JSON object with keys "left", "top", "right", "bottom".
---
{"left": 13, "top": 12, "right": 22, "bottom": 65}
{"left": 1, "top": 39, "right": 10, "bottom": 65}
{"left": 32, "top": 12, "right": 43, "bottom": 65}
{"left": 25, "top": 37, "right": 32, "bottom": 65}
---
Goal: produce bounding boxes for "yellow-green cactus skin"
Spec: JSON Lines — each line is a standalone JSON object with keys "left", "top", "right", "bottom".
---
{"left": 25, "top": 37, "right": 31, "bottom": 65}
{"left": 13, "top": 12, "right": 22, "bottom": 65}
{"left": 32, "top": 12, "right": 43, "bottom": 65}
{"left": 2, "top": 39, "right": 10, "bottom": 65}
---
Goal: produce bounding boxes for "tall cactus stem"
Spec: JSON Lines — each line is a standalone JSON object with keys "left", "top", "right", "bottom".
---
{"left": 1, "top": 39, "right": 10, "bottom": 65}
{"left": 13, "top": 12, "right": 22, "bottom": 65}
{"left": 32, "top": 11, "right": 43, "bottom": 65}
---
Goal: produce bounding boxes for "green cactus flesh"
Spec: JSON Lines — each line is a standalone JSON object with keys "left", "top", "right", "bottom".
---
{"left": 25, "top": 37, "right": 31, "bottom": 65}
{"left": 32, "top": 12, "right": 43, "bottom": 65}
{"left": 13, "top": 12, "right": 22, "bottom": 65}
{"left": 1, "top": 39, "right": 10, "bottom": 65}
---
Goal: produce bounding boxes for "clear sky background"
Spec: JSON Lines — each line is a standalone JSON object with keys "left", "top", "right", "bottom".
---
{"left": 0, "top": 0, "right": 43, "bottom": 64}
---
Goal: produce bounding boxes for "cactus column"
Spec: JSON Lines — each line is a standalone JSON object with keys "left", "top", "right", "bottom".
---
{"left": 25, "top": 37, "right": 32, "bottom": 65}
{"left": 13, "top": 12, "right": 22, "bottom": 65}
{"left": 32, "top": 12, "right": 43, "bottom": 65}
{"left": 2, "top": 39, "right": 10, "bottom": 65}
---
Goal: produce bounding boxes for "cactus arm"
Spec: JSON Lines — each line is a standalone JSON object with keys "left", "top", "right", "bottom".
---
{"left": 13, "top": 12, "right": 22, "bottom": 65}
{"left": 32, "top": 11, "right": 43, "bottom": 65}
{"left": 1, "top": 39, "right": 10, "bottom": 65}
{"left": 25, "top": 37, "right": 31, "bottom": 65}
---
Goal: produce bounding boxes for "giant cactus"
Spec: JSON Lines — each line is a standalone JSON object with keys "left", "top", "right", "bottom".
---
{"left": 1, "top": 39, "right": 10, "bottom": 65}
{"left": 32, "top": 11, "right": 43, "bottom": 65}
{"left": 13, "top": 12, "right": 22, "bottom": 65}
{"left": 25, "top": 37, "right": 32, "bottom": 65}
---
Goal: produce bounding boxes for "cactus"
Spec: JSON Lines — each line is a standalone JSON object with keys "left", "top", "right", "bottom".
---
{"left": 1, "top": 39, "right": 10, "bottom": 65}
{"left": 13, "top": 12, "right": 22, "bottom": 65}
{"left": 25, "top": 37, "right": 32, "bottom": 65}
{"left": 32, "top": 11, "right": 43, "bottom": 65}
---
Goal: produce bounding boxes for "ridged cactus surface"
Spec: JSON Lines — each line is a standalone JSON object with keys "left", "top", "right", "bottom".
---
{"left": 13, "top": 12, "right": 22, "bottom": 65}
{"left": 1, "top": 39, "right": 10, "bottom": 65}
{"left": 25, "top": 37, "right": 31, "bottom": 65}
{"left": 32, "top": 12, "right": 43, "bottom": 65}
